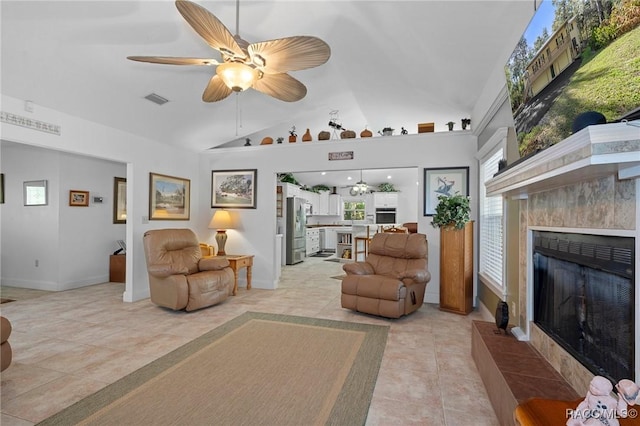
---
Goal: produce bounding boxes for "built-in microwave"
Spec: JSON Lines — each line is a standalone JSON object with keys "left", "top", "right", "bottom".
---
{"left": 375, "top": 208, "right": 396, "bottom": 224}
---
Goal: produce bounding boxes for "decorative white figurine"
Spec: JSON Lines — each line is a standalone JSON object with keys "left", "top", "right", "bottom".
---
{"left": 566, "top": 376, "right": 628, "bottom": 426}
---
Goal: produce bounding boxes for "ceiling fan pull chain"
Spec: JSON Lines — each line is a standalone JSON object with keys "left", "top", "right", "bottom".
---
{"left": 235, "top": 93, "right": 239, "bottom": 136}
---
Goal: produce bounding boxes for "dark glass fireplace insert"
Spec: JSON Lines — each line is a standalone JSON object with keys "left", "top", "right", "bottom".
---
{"left": 533, "top": 231, "right": 635, "bottom": 383}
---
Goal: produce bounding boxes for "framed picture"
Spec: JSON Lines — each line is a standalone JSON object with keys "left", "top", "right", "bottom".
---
{"left": 423, "top": 167, "right": 469, "bottom": 216}
{"left": 149, "top": 172, "right": 190, "bottom": 220}
{"left": 113, "top": 177, "right": 127, "bottom": 224}
{"left": 211, "top": 169, "right": 257, "bottom": 209}
{"left": 69, "top": 190, "right": 90, "bottom": 206}
{"left": 24, "top": 180, "right": 48, "bottom": 206}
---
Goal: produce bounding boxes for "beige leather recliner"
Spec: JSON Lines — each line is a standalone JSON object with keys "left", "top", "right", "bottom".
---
{"left": 1, "top": 316, "right": 12, "bottom": 372}
{"left": 143, "top": 228, "right": 235, "bottom": 312}
{"left": 341, "top": 233, "right": 431, "bottom": 319}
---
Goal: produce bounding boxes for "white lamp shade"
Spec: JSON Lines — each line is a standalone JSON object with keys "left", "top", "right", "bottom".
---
{"left": 209, "top": 210, "right": 234, "bottom": 230}
{"left": 216, "top": 62, "right": 258, "bottom": 92}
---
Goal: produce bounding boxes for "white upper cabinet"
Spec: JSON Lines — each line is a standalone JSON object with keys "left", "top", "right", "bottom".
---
{"left": 373, "top": 192, "right": 398, "bottom": 208}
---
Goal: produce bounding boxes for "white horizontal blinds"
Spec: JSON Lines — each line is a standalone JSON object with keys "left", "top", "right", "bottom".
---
{"left": 480, "top": 148, "right": 504, "bottom": 287}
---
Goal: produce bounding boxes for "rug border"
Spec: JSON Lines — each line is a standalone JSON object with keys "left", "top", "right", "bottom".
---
{"left": 37, "top": 311, "right": 388, "bottom": 426}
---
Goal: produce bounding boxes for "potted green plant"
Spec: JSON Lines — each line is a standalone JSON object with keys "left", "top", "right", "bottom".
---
{"left": 431, "top": 193, "right": 473, "bottom": 314}
{"left": 446, "top": 121, "right": 455, "bottom": 131}
{"left": 377, "top": 182, "right": 397, "bottom": 192}
{"left": 378, "top": 127, "right": 394, "bottom": 136}
{"left": 289, "top": 126, "right": 297, "bottom": 143}
{"left": 431, "top": 193, "right": 470, "bottom": 229}
{"left": 461, "top": 118, "right": 471, "bottom": 130}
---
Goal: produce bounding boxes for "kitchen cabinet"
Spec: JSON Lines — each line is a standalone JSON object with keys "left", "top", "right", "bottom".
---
{"left": 317, "top": 191, "right": 330, "bottom": 215}
{"left": 320, "top": 228, "right": 337, "bottom": 251}
{"left": 307, "top": 191, "right": 320, "bottom": 215}
{"left": 373, "top": 192, "right": 398, "bottom": 208}
{"left": 280, "top": 182, "right": 301, "bottom": 198}
{"left": 328, "top": 194, "right": 343, "bottom": 216}
{"left": 306, "top": 228, "right": 320, "bottom": 255}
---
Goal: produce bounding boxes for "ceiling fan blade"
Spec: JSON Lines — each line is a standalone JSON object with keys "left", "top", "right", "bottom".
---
{"left": 202, "top": 75, "right": 233, "bottom": 102}
{"left": 252, "top": 73, "right": 307, "bottom": 102}
{"left": 248, "top": 36, "right": 331, "bottom": 74}
{"left": 175, "top": 0, "right": 245, "bottom": 60}
{"left": 127, "top": 56, "right": 219, "bottom": 66}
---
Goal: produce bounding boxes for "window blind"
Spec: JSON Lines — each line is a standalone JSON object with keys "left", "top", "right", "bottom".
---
{"left": 480, "top": 148, "right": 504, "bottom": 287}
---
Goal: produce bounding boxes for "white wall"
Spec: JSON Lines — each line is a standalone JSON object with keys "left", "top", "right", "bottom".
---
{"left": 201, "top": 132, "right": 479, "bottom": 304}
{"left": 1, "top": 143, "right": 126, "bottom": 290}
{"left": 2, "top": 92, "right": 479, "bottom": 305}
{"left": 1, "top": 94, "right": 202, "bottom": 302}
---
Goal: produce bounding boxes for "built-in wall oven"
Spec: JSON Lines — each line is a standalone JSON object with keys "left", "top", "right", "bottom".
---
{"left": 375, "top": 208, "right": 396, "bottom": 224}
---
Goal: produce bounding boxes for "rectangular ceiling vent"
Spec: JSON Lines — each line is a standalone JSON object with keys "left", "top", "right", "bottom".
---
{"left": 144, "top": 93, "right": 169, "bottom": 105}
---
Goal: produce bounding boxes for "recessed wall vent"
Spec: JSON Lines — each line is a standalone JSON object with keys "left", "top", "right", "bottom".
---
{"left": 144, "top": 93, "right": 169, "bottom": 105}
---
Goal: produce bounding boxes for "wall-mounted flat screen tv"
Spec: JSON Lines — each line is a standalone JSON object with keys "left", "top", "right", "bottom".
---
{"left": 504, "top": 0, "right": 639, "bottom": 158}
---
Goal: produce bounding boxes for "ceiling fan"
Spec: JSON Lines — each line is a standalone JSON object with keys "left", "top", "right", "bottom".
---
{"left": 348, "top": 170, "right": 369, "bottom": 196}
{"left": 127, "top": 0, "right": 331, "bottom": 102}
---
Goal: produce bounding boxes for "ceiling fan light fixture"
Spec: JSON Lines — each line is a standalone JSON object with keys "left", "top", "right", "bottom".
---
{"left": 216, "top": 62, "right": 258, "bottom": 92}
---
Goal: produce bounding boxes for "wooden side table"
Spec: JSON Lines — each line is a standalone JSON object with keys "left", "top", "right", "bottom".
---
{"left": 225, "top": 255, "right": 254, "bottom": 296}
{"left": 109, "top": 254, "right": 126, "bottom": 283}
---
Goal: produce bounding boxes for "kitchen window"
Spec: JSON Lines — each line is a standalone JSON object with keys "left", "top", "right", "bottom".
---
{"left": 343, "top": 200, "right": 366, "bottom": 221}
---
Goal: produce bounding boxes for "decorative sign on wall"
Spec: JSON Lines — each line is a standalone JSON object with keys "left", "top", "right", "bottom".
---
{"left": 328, "top": 151, "right": 354, "bottom": 161}
{"left": 0, "top": 111, "right": 61, "bottom": 135}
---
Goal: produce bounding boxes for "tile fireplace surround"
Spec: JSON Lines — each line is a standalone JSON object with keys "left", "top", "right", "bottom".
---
{"left": 487, "top": 121, "right": 640, "bottom": 395}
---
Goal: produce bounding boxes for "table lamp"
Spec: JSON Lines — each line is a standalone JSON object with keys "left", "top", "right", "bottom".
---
{"left": 208, "top": 210, "right": 233, "bottom": 256}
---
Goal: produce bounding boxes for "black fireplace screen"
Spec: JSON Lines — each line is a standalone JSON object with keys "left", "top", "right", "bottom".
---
{"left": 533, "top": 231, "right": 635, "bottom": 383}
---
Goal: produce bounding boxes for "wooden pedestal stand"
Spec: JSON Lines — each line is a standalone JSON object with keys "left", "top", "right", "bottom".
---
{"left": 439, "top": 221, "right": 474, "bottom": 314}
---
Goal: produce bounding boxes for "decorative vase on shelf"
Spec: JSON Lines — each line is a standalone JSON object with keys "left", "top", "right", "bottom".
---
{"left": 289, "top": 135, "right": 297, "bottom": 143}
{"left": 318, "top": 131, "right": 330, "bottom": 140}
{"left": 360, "top": 127, "right": 373, "bottom": 138}
{"left": 446, "top": 122, "right": 455, "bottom": 131}
{"left": 260, "top": 136, "right": 273, "bottom": 145}
{"left": 302, "top": 128, "right": 312, "bottom": 142}
{"left": 340, "top": 130, "right": 356, "bottom": 139}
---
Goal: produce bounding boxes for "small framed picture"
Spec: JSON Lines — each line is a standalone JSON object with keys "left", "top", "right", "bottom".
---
{"left": 211, "top": 169, "right": 257, "bottom": 209}
{"left": 149, "top": 172, "right": 191, "bottom": 220}
{"left": 423, "top": 167, "right": 469, "bottom": 216}
{"left": 113, "top": 177, "right": 127, "bottom": 224}
{"left": 69, "top": 190, "right": 90, "bottom": 207}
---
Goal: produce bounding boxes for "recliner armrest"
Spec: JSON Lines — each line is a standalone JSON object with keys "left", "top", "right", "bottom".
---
{"left": 398, "top": 269, "right": 431, "bottom": 284}
{"left": 147, "top": 263, "right": 188, "bottom": 278}
{"left": 343, "top": 262, "right": 375, "bottom": 275}
{"left": 199, "top": 257, "right": 230, "bottom": 271}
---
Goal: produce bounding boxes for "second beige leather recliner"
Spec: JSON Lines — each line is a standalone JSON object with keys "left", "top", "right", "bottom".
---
{"left": 143, "top": 228, "right": 234, "bottom": 312}
{"left": 341, "top": 232, "right": 431, "bottom": 319}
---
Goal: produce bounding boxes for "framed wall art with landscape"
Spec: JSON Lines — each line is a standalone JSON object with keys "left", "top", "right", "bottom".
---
{"left": 69, "top": 190, "right": 90, "bottom": 207}
{"left": 211, "top": 169, "right": 257, "bottom": 209}
{"left": 149, "top": 173, "right": 190, "bottom": 220}
{"left": 423, "top": 167, "right": 469, "bottom": 216}
{"left": 113, "top": 177, "right": 126, "bottom": 224}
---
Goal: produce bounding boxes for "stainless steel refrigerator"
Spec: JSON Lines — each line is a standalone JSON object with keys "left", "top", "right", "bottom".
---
{"left": 286, "top": 197, "right": 306, "bottom": 265}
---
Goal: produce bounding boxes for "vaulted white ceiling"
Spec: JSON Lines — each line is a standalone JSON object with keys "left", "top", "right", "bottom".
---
{"left": 1, "top": 1, "right": 535, "bottom": 152}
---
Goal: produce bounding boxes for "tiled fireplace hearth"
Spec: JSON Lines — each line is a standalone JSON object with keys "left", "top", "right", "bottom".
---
{"left": 486, "top": 122, "right": 640, "bottom": 396}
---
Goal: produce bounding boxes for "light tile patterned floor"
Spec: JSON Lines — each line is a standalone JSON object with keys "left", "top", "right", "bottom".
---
{"left": 0, "top": 256, "right": 498, "bottom": 425}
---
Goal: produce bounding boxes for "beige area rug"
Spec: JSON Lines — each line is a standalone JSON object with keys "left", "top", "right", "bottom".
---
{"left": 38, "top": 311, "right": 389, "bottom": 426}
